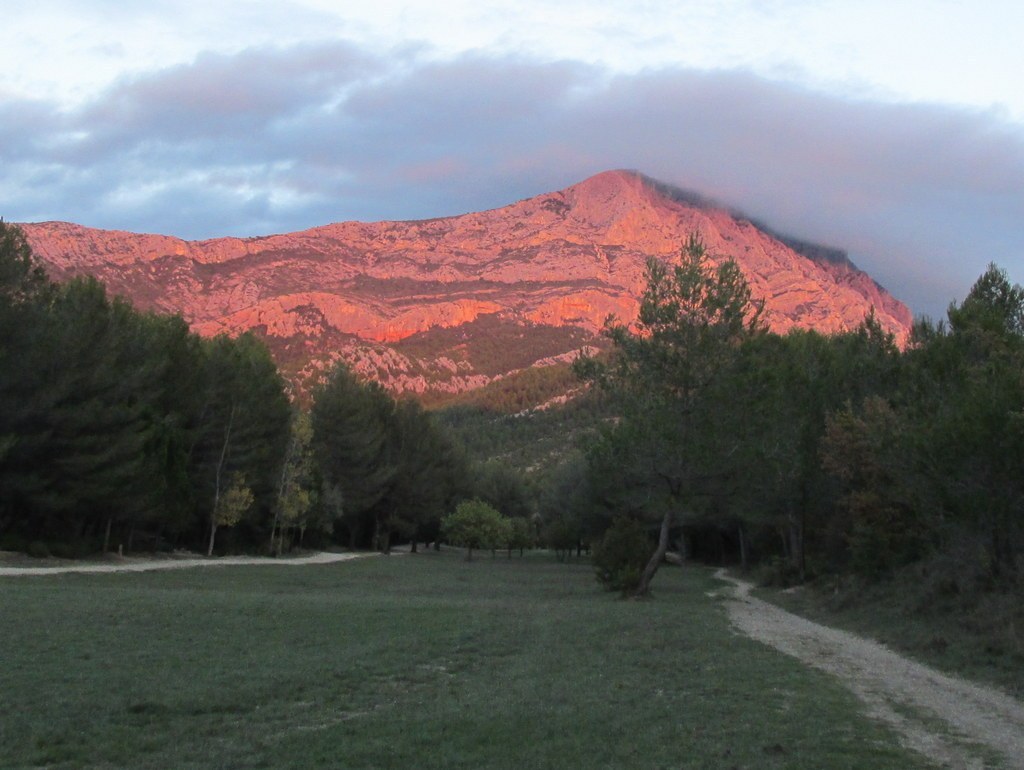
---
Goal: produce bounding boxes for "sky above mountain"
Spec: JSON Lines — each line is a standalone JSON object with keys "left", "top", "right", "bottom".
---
{"left": 2, "top": 0, "right": 1022, "bottom": 320}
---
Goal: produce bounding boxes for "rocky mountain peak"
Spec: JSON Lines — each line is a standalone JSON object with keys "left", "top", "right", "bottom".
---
{"left": 19, "top": 171, "right": 912, "bottom": 402}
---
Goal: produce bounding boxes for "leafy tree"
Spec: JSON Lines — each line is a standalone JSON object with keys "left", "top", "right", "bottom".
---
{"left": 575, "top": 235, "right": 765, "bottom": 596}
{"left": 208, "top": 473, "right": 254, "bottom": 555}
{"left": 441, "top": 499, "right": 509, "bottom": 561}
{"left": 592, "top": 516, "right": 654, "bottom": 595}
{"left": 271, "top": 410, "right": 316, "bottom": 554}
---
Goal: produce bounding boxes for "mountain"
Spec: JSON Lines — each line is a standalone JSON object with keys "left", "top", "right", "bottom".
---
{"left": 19, "top": 170, "right": 912, "bottom": 402}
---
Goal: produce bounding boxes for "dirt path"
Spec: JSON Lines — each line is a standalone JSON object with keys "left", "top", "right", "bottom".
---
{"left": 715, "top": 568, "right": 1024, "bottom": 769}
{"left": 0, "top": 551, "right": 374, "bottom": 577}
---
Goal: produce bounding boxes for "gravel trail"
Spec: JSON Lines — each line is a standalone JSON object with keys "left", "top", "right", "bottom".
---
{"left": 715, "top": 568, "right": 1024, "bottom": 769}
{"left": 0, "top": 551, "right": 374, "bottom": 577}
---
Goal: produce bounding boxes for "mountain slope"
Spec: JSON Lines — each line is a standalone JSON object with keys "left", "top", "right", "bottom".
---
{"left": 19, "top": 170, "right": 912, "bottom": 399}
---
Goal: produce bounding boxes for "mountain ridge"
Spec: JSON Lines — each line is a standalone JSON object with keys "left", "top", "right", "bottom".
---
{"left": 19, "top": 170, "right": 912, "bottom": 400}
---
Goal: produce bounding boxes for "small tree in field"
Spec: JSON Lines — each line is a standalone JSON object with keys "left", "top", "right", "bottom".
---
{"left": 592, "top": 516, "right": 654, "bottom": 595}
{"left": 441, "top": 499, "right": 508, "bottom": 561}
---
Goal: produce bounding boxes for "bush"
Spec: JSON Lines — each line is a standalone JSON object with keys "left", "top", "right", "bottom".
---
{"left": 755, "top": 556, "right": 803, "bottom": 589}
{"left": 26, "top": 540, "right": 51, "bottom": 558}
{"left": 49, "top": 540, "right": 95, "bottom": 559}
{"left": 592, "top": 516, "right": 653, "bottom": 594}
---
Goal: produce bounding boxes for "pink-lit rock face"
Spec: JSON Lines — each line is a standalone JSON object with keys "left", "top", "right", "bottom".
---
{"left": 20, "top": 170, "right": 912, "bottom": 396}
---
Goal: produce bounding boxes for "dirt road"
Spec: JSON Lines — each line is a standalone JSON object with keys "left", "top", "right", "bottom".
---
{"left": 0, "top": 551, "right": 373, "bottom": 577}
{"left": 716, "top": 569, "right": 1024, "bottom": 769}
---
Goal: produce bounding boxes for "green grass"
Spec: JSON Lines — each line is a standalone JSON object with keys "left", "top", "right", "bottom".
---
{"left": 0, "top": 554, "right": 929, "bottom": 769}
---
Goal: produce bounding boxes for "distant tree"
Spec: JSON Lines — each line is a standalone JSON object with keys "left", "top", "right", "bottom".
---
{"left": 208, "top": 473, "right": 254, "bottom": 555}
{"left": 441, "top": 499, "right": 509, "bottom": 561}
{"left": 0, "top": 220, "right": 49, "bottom": 303}
{"left": 505, "top": 516, "right": 534, "bottom": 558}
{"left": 822, "top": 397, "right": 922, "bottom": 577}
{"left": 194, "top": 333, "right": 290, "bottom": 555}
{"left": 383, "top": 399, "right": 463, "bottom": 553}
{"left": 475, "top": 461, "right": 533, "bottom": 519}
{"left": 271, "top": 410, "right": 315, "bottom": 554}
{"left": 311, "top": 364, "right": 395, "bottom": 548}
{"left": 537, "top": 451, "right": 597, "bottom": 560}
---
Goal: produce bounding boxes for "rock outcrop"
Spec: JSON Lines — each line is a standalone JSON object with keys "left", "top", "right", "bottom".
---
{"left": 20, "top": 170, "right": 912, "bottom": 399}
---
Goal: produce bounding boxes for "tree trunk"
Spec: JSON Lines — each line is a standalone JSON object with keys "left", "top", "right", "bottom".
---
{"left": 788, "top": 509, "right": 805, "bottom": 583}
{"left": 738, "top": 521, "right": 748, "bottom": 573}
{"left": 634, "top": 511, "right": 671, "bottom": 597}
{"left": 271, "top": 426, "right": 299, "bottom": 555}
{"left": 410, "top": 540, "right": 418, "bottom": 553}
{"left": 102, "top": 516, "right": 113, "bottom": 554}
{"left": 210, "top": 404, "right": 235, "bottom": 559}
{"left": 127, "top": 522, "right": 135, "bottom": 553}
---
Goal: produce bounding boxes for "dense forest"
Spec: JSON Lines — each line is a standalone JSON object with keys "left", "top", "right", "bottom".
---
{"left": 544, "top": 235, "right": 1024, "bottom": 605}
{"left": 2, "top": 220, "right": 1023, "bottom": 617}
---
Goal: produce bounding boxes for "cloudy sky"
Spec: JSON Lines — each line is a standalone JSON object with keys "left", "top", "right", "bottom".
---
{"left": 3, "top": 0, "right": 1023, "bottom": 320}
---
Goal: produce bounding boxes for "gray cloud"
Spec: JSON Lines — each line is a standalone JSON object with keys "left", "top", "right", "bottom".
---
{"left": 2, "top": 42, "right": 1023, "bottom": 320}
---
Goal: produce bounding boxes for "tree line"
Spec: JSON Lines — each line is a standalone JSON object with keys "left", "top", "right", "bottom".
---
{"left": 6, "top": 213, "right": 1021, "bottom": 605}
{"left": 0, "top": 221, "right": 512, "bottom": 557}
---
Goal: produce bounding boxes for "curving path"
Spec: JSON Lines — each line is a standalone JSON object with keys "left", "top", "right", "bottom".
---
{"left": 715, "top": 569, "right": 1024, "bottom": 769}
{"left": 0, "top": 551, "right": 374, "bottom": 577}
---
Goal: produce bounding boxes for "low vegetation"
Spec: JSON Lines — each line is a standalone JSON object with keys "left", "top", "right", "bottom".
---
{"left": 760, "top": 558, "right": 1024, "bottom": 699}
{"left": 0, "top": 554, "right": 927, "bottom": 769}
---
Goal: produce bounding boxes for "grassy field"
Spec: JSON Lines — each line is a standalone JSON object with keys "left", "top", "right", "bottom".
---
{"left": 0, "top": 552, "right": 929, "bottom": 769}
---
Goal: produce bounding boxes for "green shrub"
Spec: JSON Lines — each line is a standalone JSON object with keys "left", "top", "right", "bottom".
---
{"left": 592, "top": 516, "right": 653, "bottom": 594}
{"left": 49, "top": 541, "right": 94, "bottom": 559}
{"left": 26, "top": 541, "right": 51, "bottom": 559}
